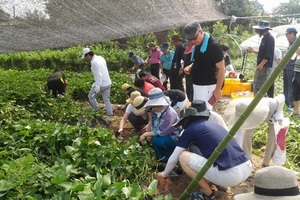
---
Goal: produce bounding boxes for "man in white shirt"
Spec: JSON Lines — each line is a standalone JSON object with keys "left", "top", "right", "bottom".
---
{"left": 82, "top": 48, "right": 114, "bottom": 116}
{"left": 267, "top": 47, "right": 282, "bottom": 98}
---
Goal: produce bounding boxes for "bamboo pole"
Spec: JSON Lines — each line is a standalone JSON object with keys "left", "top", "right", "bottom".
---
{"left": 179, "top": 36, "right": 300, "bottom": 200}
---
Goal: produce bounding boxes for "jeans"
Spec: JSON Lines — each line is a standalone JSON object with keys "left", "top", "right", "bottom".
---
{"left": 283, "top": 69, "right": 294, "bottom": 107}
{"left": 88, "top": 84, "right": 113, "bottom": 115}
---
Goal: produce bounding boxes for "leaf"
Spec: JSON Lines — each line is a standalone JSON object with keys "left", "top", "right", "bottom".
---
{"left": 51, "top": 169, "right": 68, "bottom": 184}
{"left": 0, "top": 180, "right": 12, "bottom": 192}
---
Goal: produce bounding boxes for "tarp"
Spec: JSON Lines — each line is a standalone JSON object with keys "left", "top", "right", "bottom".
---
{"left": 0, "top": 0, "right": 228, "bottom": 53}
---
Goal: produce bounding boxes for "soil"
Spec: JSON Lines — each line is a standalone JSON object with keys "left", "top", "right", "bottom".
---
{"left": 101, "top": 97, "right": 300, "bottom": 200}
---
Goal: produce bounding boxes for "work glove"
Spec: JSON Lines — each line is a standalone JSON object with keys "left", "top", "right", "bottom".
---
{"left": 95, "top": 86, "right": 100, "bottom": 93}
{"left": 115, "top": 129, "right": 124, "bottom": 138}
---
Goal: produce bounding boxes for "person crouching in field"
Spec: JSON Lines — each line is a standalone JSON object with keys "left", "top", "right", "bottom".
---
{"left": 47, "top": 69, "right": 68, "bottom": 97}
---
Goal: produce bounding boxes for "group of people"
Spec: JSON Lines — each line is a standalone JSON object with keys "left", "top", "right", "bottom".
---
{"left": 247, "top": 21, "right": 300, "bottom": 118}
{"left": 44, "top": 20, "right": 300, "bottom": 199}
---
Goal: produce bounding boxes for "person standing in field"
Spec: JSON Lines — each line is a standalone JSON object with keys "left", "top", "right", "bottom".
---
{"left": 160, "top": 42, "right": 174, "bottom": 90}
{"left": 81, "top": 47, "right": 114, "bottom": 116}
{"left": 247, "top": 21, "right": 275, "bottom": 97}
{"left": 145, "top": 42, "right": 161, "bottom": 79}
{"left": 183, "top": 22, "right": 225, "bottom": 110}
{"left": 170, "top": 35, "right": 185, "bottom": 92}
{"left": 47, "top": 68, "right": 68, "bottom": 97}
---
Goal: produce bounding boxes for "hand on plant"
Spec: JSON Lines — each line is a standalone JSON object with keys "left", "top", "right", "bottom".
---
{"left": 156, "top": 172, "right": 170, "bottom": 193}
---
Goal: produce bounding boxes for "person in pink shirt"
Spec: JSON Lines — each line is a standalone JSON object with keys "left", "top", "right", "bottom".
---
{"left": 134, "top": 78, "right": 155, "bottom": 95}
{"left": 145, "top": 42, "right": 162, "bottom": 79}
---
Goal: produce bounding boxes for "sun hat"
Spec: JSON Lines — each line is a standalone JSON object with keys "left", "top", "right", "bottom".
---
{"left": 286, "top": 27, "right": 298, "bottom": 35}
{"left": 129, "top": 51, "right": 134, "bottom": 57}
{"left": 133, "top": 96, "right": 148, "bottom": 114}
{"left": 184, "top": 22, "right": 201, "bottom": 40}
{"left": 234, "top": 166, "right": 299, "bottom": 200}
{"left": 173, "top": 107, "right": 207, "bottom": 127}
{"left": 121, "top": 83, "right": 131, "bottom": 91}
{"left": 252, "top": 21, "right": 272, "bottom": 30}
{"left": 191, "top": 100, "right": 210, "bottom": 117}
{"left": 148, "top": 42, "right": 156, "bottom": 47}
{"left": 81, "top": 47, "right": 92, "bottom": 59}
{"left": 161, "top": 43, "right": 170, "bottom": 51}
{"left": 126, "top": 91, "right": 141, "bottom": 103}
{"left": 144, "top": 88, "right": 170, "bottom": 107}
{"left": 224, "top": 98, "right": 269, "bottom": 129}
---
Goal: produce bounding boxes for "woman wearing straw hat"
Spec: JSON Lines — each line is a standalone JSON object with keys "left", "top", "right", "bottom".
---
{"left": 115, "top": 91, "right": 148, "bottom": 137}
{"left": 157, "top": 107, "right": 252, "bottom": 200}
{"left": 138, "top": 88, "right": 181, "bottom": 163}
{"left": 234, "top": 166, "right": 299, "bottom": 199}
{"left": 224, "top": 94, "right": 285, "bottom": 167}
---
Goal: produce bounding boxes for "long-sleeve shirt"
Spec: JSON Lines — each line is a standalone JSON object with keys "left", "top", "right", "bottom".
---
{"left": 90, "top": 55, "right": 112, "bottom": 87}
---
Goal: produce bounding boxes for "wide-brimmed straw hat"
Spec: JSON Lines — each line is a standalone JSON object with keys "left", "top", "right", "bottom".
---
{"left": 126, "top": 91, "right": 141, "bottom": 103}
{"left": 121, "top": 83, "right": 131, "bottom": 91}
{"left": 173, "top": 107, "right": 208, "bottom": 127}
{"left": 132, "top": 96, "right": 148, "bottom": 114}
{"left": 234, "top": 166, "right": 300, "bottom": 200}
{"left": 144, "top": 88, "right": 170, "bottom": 107}
{"left": 224, "top": 98, "right": 269, "bottom": 129}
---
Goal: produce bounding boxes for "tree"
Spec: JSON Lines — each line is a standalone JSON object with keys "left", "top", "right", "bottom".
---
{"left": 273, "top": 0, "right": 300, "bottom": 23}
{"left": 215, "top": 0, "right": 260, "bottom": 17}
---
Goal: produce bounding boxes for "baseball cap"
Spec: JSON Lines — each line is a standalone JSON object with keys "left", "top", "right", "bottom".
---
{"left": 81, "top": 48, "right": 91, "bottom": 59}
{"left": 184, "top": 22, "right": 201, "bottom": 40}
{"left": 286, "top": 27, "right": 298, "bottom": 35}
{"left": 129, "top": 51, "right": 134, "bottom": 57}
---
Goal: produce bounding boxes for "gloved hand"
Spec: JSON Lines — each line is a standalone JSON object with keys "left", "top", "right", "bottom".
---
{"left": 115, "top": 130, "right": 124, "bottom": 138}
{"left": 95, "top": 86, "right": 100, "bottom": 93}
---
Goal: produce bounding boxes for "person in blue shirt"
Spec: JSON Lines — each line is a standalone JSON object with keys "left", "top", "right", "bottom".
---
{"left": 156, "top": 107, "right": 252, "bottom": 200}
{"left": 160, "top": 42, "right": 174, "bottom": 89}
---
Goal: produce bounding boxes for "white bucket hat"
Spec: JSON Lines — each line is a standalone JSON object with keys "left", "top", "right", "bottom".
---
{"left": 234, "top": 166, "right": 299, "bottom": 200}
{"left": 224, "top": 98, "right": 269, "bottom": 129}
{"left": 144, "top": 88, "right": 170, "bottom": 107}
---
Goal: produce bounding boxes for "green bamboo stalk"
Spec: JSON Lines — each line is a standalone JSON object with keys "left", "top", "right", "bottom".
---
{"left": 179, "top": 36, "right": 300, "bottom": 200}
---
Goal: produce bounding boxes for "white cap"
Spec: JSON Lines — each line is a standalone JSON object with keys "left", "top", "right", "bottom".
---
{"left": 81, "top": 48, "right": 91, "bottom": 59}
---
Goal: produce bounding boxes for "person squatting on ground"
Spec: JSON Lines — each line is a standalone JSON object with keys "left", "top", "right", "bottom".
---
{"left": 157, "top": 107, "right": 252, "bottom": 200}
{"left": 138, "top": 71, "right": 166, "bottom": 91}
{"left": 170, "top": 35, "right": 185, "bottom": 92}
{"left": 224, "top": 94, "right": 285, "bottom": 167}
{"left": 134, "top": 78, "right": 155, "bottom": 95}
{"left": 129, "top": 51, "right": 146, "bottom": 73}
{"left": 160, "top": 42, "right": 174, "bottom": 89}
{"left": 47, "top": 69, "right": 68, "bottom": 97}
{"left": 82, "top": 47, "right": 114, "bottom": 116}
{"left": 234, "top": 166, "right": 300, "bottom": 199}
{"left": 145, "top": 42, "right": 162, "bottom": 79}
{"left": 247, "top": 21, "right": 275, "bottom": 97}
{"left": 138, "top": 88, "right": 181, "bottom": 163}
{"left": 115, "top": 91, "right": 148, "bottom": 137}
{"left": 163, "top": 89, "right": 187, "bottom": 115}
{"left": 188, "top": 100, "right": 229, "bottom": 157}
{"left": 183, "top": 22, "right": 225, "bottom": 110}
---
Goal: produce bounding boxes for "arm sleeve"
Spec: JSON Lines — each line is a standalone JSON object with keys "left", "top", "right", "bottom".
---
{"left": 162, "top": 147, "right": 185, "bottom": 177}
{"left": 91, "top": 63, "right": 102, "bottom": 86}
